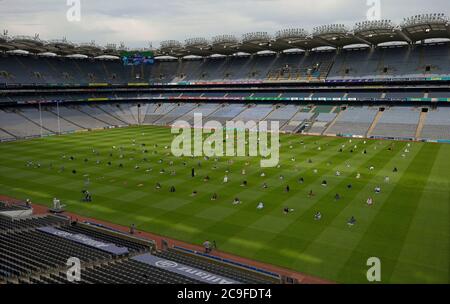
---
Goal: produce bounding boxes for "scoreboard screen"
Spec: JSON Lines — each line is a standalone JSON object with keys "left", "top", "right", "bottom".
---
{"left": 121, "top": 51, "right": 154, "bottom": 66}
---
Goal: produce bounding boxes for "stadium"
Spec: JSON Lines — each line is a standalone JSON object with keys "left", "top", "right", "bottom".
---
{"left": 0, "top": 3, "right": 449, "bottom": 287}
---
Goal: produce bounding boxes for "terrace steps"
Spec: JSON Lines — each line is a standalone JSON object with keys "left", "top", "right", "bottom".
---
{"left": 366, "top": 109, "right": 384, "bottom": 137}
{"left": 0, "top": 127, "right": 17, "bottom": 139}
{"left": 76, "top": 106, "right": 118, "bottom": 126}
{"left": 46, "top": 108, "right": 87, "bottom": 130}
{"left": 322, "top": 109, "right": 343, "bottom": 135}
{"left": 95, "top": 105, "right": 129, "bottom": 125}
{"left": 14, "top": 109, "right": 55, "bottom": 135}
{"left": 415, "top": 110, "right": 428, "bottom": 139}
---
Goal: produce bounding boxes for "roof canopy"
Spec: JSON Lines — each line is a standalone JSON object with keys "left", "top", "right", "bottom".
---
{"left": 1, "top": 14, "right": 449, "bottom": 58}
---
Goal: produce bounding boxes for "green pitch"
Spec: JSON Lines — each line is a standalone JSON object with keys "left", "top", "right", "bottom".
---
{"left": 0, "top": 126, "right": 448, "bottom": 283}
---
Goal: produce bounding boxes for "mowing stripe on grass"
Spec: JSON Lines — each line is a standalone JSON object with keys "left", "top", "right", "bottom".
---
{"left": 336, "top": 143, "right": 441, "bottom": 283}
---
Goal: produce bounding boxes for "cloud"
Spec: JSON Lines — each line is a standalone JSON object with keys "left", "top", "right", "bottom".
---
{"left": 0, "top": 0, "right": 448, "bottom": 48}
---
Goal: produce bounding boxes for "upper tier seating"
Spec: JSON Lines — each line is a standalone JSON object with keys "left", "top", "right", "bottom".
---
{"left": 327, "top": 43, "right": 450, "bottom": 80}
{"left": 1, "top": 42, "right": 449, "bottom": 85}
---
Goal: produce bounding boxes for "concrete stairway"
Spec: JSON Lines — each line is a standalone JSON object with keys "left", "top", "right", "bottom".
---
{"left": 415, "top": 110, "right": 428, "bottom": 139}
{"left": 366, "top": 109, "right": 384, "bottom": 137}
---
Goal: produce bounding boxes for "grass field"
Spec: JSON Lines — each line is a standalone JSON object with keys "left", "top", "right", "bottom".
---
{"left": 0, "top": 125, "right": 448, "bottom": 283}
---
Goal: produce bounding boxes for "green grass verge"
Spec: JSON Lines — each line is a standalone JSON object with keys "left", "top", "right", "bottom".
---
{"left": 0, "top": 126, "right": 448, "bottom": 283}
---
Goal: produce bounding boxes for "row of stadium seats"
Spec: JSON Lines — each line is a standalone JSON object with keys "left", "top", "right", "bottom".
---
{"left": 1, "top": 103, "right": 450, "bottom": 141}
{"left": 0, "top": 211, "right": 279, "bottom": 284}
{"left": 419, "top": 107, "right": 450, "bottom": 140}
{"left": 154, "top": 249, "right": 276, "bottom": 284}
{"left": 371, "top": 107, "right": 421, "bottom": 139}
{"left": 328, "top": 43, "right": 450, "bottom": 80}
{"left": 1, "top": 42, "right": 450, "bottom": 85}
{"left": 0, "top": 202, "right": 29, "bottom": 212}
{"left": 324, "top": 106, "right": 379, "bottom": 136}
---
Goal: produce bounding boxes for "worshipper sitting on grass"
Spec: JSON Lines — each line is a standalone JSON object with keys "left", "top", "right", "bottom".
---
{"left": 211, "top": 193, "right": 218, "bottom": 201}
{"left": 283, "top": 207, "right": 294, "bottom": 215}
{"left": 155, "top": 183, "right": 161, "bottom": 189}
{"left": 335, "top": 193, "right": 341, "bottom": 201}
{"left": 347, "top": 184, "right": 353, "bottom": 189}
{"left": 321, "top": 180, "right": 328, "bottom": 187}
{"left": 393, "top": 167, "right": 398, "bottom": 173}
{"left": 298, "top": 177, "right": 304, "bottom": 184}
{"left": 257, "top": 202, "right": 265, "bottom": 210}
{"left": 374, "top": 186, "right": 381, "bottom": 194}
{"left": 314, "top": 212, "right": 322, "bottom": 221}
{"left": 82, "top": 190, "right": 92, "bottom": 202}
{"left": 241, "top": 180, "right": 248, "bottom": 187}
{"left": 203, "top": 176, "right": 210, "bottom": 182}
{"left": 308, "top": 190, "right": 315, "bottom": 198}
{"left": 223, "top": 175, "right": 229, "bottom": 183}
{"left": 335, "top": 170, "right": 341, "bottom": 176}
{"left": 347, "top": 216, "right": 357, "bottom": 226}
{"left": 262, "top": 182, "right": 268, "bottom": 189}
{"left": 169, "top": 186, "right": 176, "bottom": 193}
{"left": 384, "top": 176, "right": 390, "bottom": 183}
{"left": 285, "top": 185, "right": 290, "bottom": 193}
{"left": 232, "top": 198, "right": 241, "bottom": 205}
{"left": 260, "top": 172, "right": 266, "bottom": 177}
{"left": 191, "top": 190, "right": 198, "bottom": 197}
{"left": 367, "top": 197, "right": 374, "bottom": 206}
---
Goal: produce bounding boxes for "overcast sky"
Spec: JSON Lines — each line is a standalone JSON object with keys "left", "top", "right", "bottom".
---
{"left": 0, "top": 0, "right": 448, "bottom": 48}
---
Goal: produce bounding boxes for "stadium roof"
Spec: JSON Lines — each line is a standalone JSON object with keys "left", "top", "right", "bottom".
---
{"left": 1, "top": 14, "right": 449, "bottom": 58}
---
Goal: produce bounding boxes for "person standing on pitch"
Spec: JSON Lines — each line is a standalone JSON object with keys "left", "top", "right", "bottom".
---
{"left": 203, "top": 240, "right": 212, "bottom": 254}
